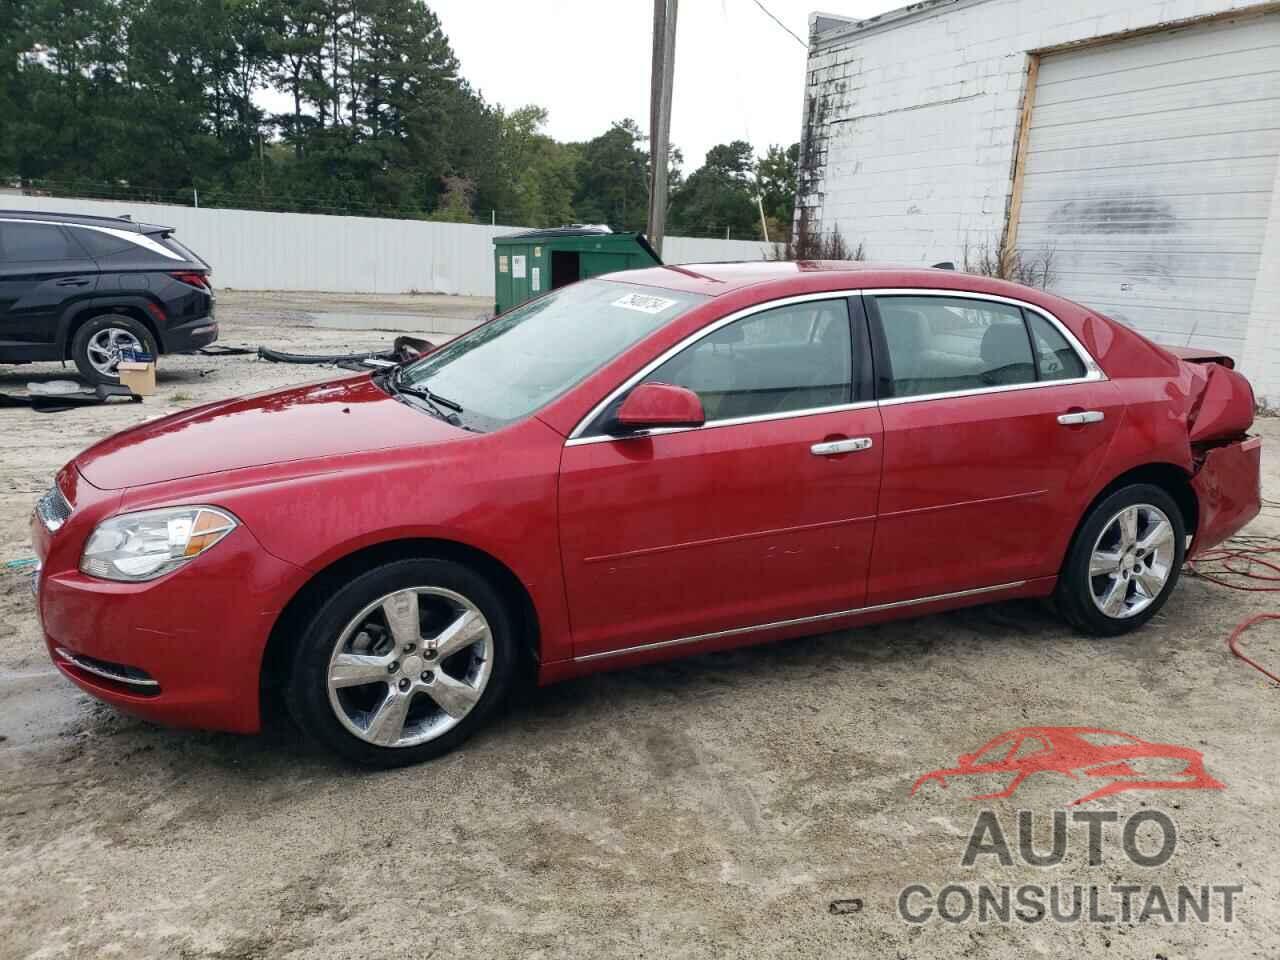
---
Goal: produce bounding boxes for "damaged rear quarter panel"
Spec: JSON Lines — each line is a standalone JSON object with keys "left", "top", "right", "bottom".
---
{"left": 1188, "top": 436, "right": 1262, "bottom": 559}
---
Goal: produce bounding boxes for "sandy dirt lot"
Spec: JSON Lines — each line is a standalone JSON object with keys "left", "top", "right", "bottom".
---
{"left": 1, "top": 291, "right": 1277, "bottom": 959}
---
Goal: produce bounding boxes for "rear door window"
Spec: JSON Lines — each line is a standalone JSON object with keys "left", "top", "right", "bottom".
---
{"left": 1026, "top": 311, "right": 1087, "bottom": 381}
{"left": 0, "top": 222, "right": 86, "bottom": 262}
{"left": 871, "top": 295, "right": 1061, "bottom": 399}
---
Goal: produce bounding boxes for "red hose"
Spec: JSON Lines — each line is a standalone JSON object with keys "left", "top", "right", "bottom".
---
{"left": 1185, "top": 536, "right": 1280, "bottom": 686}
{"left": 1227, "top": 615, "right": 1280, "bottom": 686}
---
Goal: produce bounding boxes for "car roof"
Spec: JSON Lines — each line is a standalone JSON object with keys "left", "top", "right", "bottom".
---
{"left": 0, "top": 209, "right": 165, "bottom": 233}
{"left": 602, "top": 260, "right": 1007, "bottom": 297}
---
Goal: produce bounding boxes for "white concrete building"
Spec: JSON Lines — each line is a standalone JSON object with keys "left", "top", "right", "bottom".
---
{"left": 799, "top": 0, "right": 1280, "bottom": 399}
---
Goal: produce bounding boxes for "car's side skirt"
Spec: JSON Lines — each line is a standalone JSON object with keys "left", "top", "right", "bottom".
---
{"left": 573, "top": 579, "right": 1031, "bottom": 664}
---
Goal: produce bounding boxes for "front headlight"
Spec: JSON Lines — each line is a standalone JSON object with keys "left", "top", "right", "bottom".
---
{"left": 80, "top": 506, "right": 238, "bottom": 582}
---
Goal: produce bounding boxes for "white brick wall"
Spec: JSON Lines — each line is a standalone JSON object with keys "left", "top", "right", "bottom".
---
{"left": 800, "top": 0, "right": 1280, "bottom": 396}
{"left": 801, "top": 0, "right": 1265, "bottom": 262}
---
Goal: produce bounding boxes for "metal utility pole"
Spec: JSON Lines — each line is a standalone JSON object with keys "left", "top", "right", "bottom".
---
{"left": 647, "top": 0, "right": 677, "bottom": 257}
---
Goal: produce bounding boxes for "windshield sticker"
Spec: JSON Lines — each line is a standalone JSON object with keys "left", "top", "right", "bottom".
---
{"left": 612, "top": 292, "right": 679, "bottom": 315}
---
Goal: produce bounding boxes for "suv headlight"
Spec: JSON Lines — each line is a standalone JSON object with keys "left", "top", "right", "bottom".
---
{"left": 80, "top": 507, "right": 238, "bottom": 582}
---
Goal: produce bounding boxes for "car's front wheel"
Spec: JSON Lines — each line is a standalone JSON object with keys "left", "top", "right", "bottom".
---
{"left": 286, "top": 558, "right": 516, "bottom": 767}
{"left": 1056, "top": 483, "right": 1185, "bottom": 636}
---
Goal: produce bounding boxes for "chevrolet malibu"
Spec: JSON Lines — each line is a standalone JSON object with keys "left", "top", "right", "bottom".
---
{"left": 31, "top": 263, "right": 1260, "bottom": 766}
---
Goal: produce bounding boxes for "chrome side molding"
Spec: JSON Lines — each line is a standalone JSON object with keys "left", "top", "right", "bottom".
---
{"left": 574, "top": 580, "right": 1029, "bottom": 663}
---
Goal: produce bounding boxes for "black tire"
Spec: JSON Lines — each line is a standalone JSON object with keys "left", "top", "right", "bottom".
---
{"left": 1055, "top": 483, "right": 1186, "bottom": 636}
{"left": 70, "top": 314, "right": 157, "bottom": 385}
{"left": 285, "top": 558, "right": 517, "bottom": 767}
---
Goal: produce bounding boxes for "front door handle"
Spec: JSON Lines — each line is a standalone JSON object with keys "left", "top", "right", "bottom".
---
{"left": 1057, "top": 410, "right": 1105, "bottom": 425}
{"left": 811, "top": 437, "right": 874, "bottom": 456}
{"left": 55, "top": 277, "right": 91, "bottom": 287}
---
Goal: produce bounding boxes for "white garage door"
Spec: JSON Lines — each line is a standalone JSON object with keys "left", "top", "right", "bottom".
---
{"left": 1015, "top": 12, "right": 1280, "bottom": 357}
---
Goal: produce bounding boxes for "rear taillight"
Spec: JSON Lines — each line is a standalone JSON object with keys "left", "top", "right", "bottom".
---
{"left": 170, "top": 270, "right": 210, "bottom": 290}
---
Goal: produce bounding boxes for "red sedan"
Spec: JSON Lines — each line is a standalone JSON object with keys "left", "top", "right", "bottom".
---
{"left": 30, "top": 263, "right": 1260, "bottom": 766}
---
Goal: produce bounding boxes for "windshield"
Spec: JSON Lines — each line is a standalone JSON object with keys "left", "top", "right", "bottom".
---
{"left": 397, "top": 279, "right": 706, "bottom": 430}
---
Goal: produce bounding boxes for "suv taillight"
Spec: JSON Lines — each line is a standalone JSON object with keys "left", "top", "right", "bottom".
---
{"left": 170, "top": 270, "right": 210, "bottom": 290}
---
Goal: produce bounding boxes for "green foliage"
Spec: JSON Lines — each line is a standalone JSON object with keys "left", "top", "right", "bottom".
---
{"left": 668, "top": 140, "right": 759, "bottom": 240}
{"left": 429, "top": 175, "right": 474, "bottom": 222}
{"left": 1, "top": 0, "right": 802, "bottom": 239}
{"left": 572, "top": 119, "right": 649, "bottom": 233}
{"left": 756, "top": 143, "right": 798, "bottom": 237}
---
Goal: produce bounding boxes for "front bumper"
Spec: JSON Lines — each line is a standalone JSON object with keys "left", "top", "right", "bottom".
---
{"left": 32, "top": 480, "right": 304, "bottom": 733}
{"left": 1187, "top": 435, "right": 1262, "bottom": 559}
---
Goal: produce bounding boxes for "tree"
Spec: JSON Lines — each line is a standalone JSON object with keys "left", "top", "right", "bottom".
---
{"left": 0, "top": 1, "right": 775, "bottom": 234}
{"left": 668, "top": 140, "right": 758, "bottom": 239}
{"left": 573, "top": 119, "right": 649, "bottom": 232}
{"left": 430, "top": 175, "right": 474, "bottom": 222}
{"left": 491, "top": 105, "right": 576, "bottom": 227}
{"left": 756, "top": 142, "right": 798, "bottom": 239}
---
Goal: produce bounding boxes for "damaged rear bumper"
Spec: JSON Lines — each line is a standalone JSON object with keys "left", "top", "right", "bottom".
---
{"left": 1187, "top": 435, "right": 1261, "bottom": 559}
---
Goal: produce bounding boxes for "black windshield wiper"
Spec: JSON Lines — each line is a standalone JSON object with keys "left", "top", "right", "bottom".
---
{"left": 389, "top": 368, "right": 464, "bottom": 420}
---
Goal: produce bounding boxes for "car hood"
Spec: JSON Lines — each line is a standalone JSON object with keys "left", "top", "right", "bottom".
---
{"left": 76, "top": 375, "right": 469, "bottom": 490}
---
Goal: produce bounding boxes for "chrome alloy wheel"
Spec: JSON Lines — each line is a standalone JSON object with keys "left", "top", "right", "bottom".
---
{"left": 326, "top": 587, "right": 494, "bottom": 748}
{"left": 86, "top": 327, "right": 144, "bottom": 377}
{"left": 1088, "top": 503, "right": 1176, "bottom": 619}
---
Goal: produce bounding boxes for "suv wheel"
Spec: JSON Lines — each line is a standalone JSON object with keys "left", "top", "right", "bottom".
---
{"left": 285, "top": 558, "right": 516, "bottom": 767}
{"left": 71, "top": 314, "right": 157, "bottom": 385}
{"left": 1056, "top": 483, "right": 1185, "bottom": 636}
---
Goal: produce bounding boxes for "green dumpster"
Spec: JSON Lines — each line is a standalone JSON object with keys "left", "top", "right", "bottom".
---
{"left": 493, "top": 227, "right": 662, "bottom": 314}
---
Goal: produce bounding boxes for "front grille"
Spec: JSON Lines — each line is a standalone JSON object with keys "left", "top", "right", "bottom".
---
{"left": 36, "top": 486, "right": 72, "bottom": 532}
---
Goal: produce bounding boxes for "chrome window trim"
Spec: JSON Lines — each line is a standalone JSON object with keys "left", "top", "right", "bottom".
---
{"left": 567, "top": 291, "right": 861, "bottom": 442}
{"left": 865, "top": 288, "right": 1105, "bottom": 406}
{"left": 574, "top": 579, "right": 1028, "bottom": 663}
{"left": 564, "top": 287, "right": 1106, "bottom": 445}
{"left": 564, "top": 399, "right": 878, "bottom": 447}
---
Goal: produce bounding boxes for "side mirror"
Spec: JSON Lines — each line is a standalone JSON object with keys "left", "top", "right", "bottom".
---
{"left": 613, "top": 382, "right": 705, "bottom": 432}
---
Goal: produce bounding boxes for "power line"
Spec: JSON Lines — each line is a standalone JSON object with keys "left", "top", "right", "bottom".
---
{"left": 746, "top": 0, "right": 807, "bottom": 49}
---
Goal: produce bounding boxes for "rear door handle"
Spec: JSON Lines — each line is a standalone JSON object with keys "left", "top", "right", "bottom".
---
{"left": 55, "top": 277, "right": 91, "bottom": 287}
{"left": 811, "top": 437, "right": 873, "bottom": 456}
{"left": 1057, "top": 410, "right": 1105, "bottom": 425}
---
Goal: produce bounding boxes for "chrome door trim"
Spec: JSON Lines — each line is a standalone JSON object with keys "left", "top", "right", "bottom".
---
{"left": 564, "top": 398, "right": 879, "bottom": 447}
{"left": 565, "top": 286, "right": 1107, "bottom": 444}
{"left": 572, "top": 579, "right": 1028, "bottom": 663}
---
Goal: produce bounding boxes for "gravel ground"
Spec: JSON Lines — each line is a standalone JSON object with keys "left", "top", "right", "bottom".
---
{"left": 0, "top": 290, "right": 1277, "bottom": 959}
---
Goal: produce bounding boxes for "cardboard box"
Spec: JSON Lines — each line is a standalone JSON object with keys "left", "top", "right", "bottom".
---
{"left": 117, "top": 360, "right": 156, "bottom": 396}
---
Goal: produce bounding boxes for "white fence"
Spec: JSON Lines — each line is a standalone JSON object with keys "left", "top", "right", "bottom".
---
{"left": 0, "top": 194, "right": 772, "bottom": 296}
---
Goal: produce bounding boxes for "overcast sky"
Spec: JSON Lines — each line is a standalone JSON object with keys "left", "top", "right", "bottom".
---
{"left": 427, "top": 0, "right": 903, "bottom": 170}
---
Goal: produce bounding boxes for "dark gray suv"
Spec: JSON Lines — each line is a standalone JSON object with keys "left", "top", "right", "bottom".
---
{"left": 0, "top": 210, "right": 217, "bottom": 383}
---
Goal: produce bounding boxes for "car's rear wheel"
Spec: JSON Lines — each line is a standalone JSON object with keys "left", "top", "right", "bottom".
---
{"left": 71, "top": 314, "right": 157, "bottom": 385}
{"left": 1056, "top": 484, "right": 1185, "bottom": 636}
{"left": 285, "top": 558, "right": 516, "bottom": 767}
